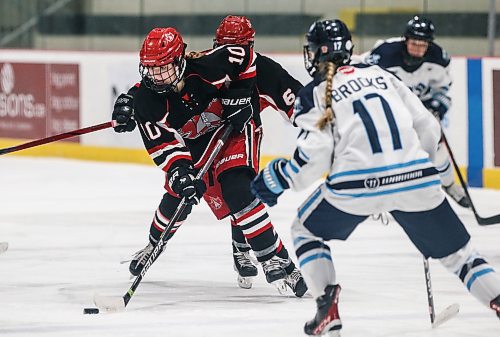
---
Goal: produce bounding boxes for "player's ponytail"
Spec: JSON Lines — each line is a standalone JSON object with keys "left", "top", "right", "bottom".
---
{"left": 317, "top": 62, "right": 336, "bottom": 130}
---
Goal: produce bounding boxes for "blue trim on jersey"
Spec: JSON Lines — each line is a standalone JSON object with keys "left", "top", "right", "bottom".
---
{"left": 327, "top": 179, "right": 441, "bottom": 198}
{"left": 467, "top": 59, "right": 483, "bottom": 187}
{"left": 466, "top": 268, "right": 494, "bottom": 290}
{"left": 298, "top": 188, "right": 322, "bottom": 218}
{"left": 299, "top": 253, "right": 332, "bottom": 268}
{"left": 327, "top": 158, "right": 430, "bottom": 181}
{"left": 298, "top": 147, "right": 310, "bottom": 161}
{"left": 287, "top": 160, "right": 300, "bottom": 174}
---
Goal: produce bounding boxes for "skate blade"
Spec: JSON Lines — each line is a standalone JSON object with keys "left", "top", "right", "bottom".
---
{"left": 271, "top": 279, "right": 287, "bottom": 295}
{"left": 237, "top": 276, "right": 253, "bottom": 289}
{"left": 325, "top": 330, "right": 341, "bottom": 337}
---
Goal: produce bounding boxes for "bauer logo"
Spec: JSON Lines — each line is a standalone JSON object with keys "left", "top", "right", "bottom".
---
{"left": 0, "top": 63, "right": 14, "bottom": 94}
{"left": 364, "top": 176, "right": 380, "bottom": 189}
{"left": 216, "top": 153, "right": 244, "bottom": 169}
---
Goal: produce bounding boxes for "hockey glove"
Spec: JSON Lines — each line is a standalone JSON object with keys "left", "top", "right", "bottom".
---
{"left": 423, "top": 99, "right": 447, "bottom": 120}
{"left": 221, "top": 89, "right": 253, "bottom": 133}
{"left": 112, "top": 93, "right": 136, "bottom": 133}
{"left": 250, "top": 158, "right": 290, "bottom": 207}
{"left": 167, "top": 165, "right": 207, "bottom": 205}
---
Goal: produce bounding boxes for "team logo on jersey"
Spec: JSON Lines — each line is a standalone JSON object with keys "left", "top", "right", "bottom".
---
{"left": 338, "top": 66, "right": 355, "bottom": 74}
{"left": 293, "top": 97, "right": 302, "bottom": 113}
{"left": 207, "top": 195, "right": 223, "bottom": 210}
{"left": 179, "top": 112, "right": 221, "bottom": 139}
{"left": 364, "top": 176, "right": 380, "bottom": 189}
{"left": 365, "top": 53, "right": 380, "bottom": 65}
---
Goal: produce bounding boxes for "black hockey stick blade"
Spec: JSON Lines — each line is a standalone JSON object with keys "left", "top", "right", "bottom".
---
{"left": 476, "top": 213, "right": 500, "bottom": 226}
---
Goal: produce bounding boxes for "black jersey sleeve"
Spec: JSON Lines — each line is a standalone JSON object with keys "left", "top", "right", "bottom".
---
{"left": 187, "top": 44, "right": 257, "bottom": 92}
{"left": 255, "top": 53, "right": 303, "bottom": 122}
{"left": 134, "top": 83, "right": 193, "bottom": 174}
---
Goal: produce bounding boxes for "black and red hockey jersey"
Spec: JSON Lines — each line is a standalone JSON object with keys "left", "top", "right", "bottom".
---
{"left": 255, "top": 53, "right": 303, "bottom": 122}
{"left": 131, "top": 44, "right": 257, "bottom": 174}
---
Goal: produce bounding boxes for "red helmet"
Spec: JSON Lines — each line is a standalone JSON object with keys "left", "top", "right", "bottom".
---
{"left": 139, "top": 27, "right": 186, "bottom": 92}
{"left": 213, "top": 15, "right": 255, "bottom": 47}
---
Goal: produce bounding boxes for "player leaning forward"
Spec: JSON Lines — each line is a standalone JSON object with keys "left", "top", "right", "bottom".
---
{"left": 363, "top": 16, "right": 470, "bottom": 208}
{"left": 112, "top": 27, "right": 305, "bottom": 296}
{"left": 251, "top": 19, "right": 500, "bottom": 335}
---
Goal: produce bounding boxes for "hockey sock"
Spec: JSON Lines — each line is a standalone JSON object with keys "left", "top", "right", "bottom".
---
{"left": 439, "top": 242, "right": 500, "bottom": 307}
{"left": 231, "top": 219, "right": 251, "bottom": 253}
{"left": 293, "top": 219, "right": 335, "bottom": 298}
{"left": 232, "top": 199, "right": 283, "bottom": 262}
{"left": 149, "top": 207, "right": 186, "bottom": 244}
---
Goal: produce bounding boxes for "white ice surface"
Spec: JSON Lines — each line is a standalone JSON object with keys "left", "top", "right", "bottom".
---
{"left": 1, "top": 157, "right": 499, "bottom": 337}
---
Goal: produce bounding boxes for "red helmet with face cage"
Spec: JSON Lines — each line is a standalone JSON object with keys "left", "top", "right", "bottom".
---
{"left": 139, "top": 27, "right": 186, "bottom": 92}
{"left": 213, "top": 15, "right": 255, "bottom": 47}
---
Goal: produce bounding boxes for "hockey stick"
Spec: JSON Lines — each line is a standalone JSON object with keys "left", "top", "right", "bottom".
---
{"left": 423, "top": 257, "right": 460, "bottom": 328}
{"left": 91, "top": 125, "right": 233, "bottom": 313}
{"left": 0, "top": 121, "right": 116, "bottom": 156}
{"left": 441, "top": 132, "right": 500, "bottom": 225}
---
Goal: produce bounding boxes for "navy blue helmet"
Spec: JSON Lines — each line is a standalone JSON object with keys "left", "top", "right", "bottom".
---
{"left": 404, "top": 16, "right": 434, "bottom": 42}
{"left": 303, "top": 19, "right": 353, "bottom": 75}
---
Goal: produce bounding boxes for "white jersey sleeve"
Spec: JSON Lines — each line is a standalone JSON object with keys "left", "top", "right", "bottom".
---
{"left": 288, "top": 64, "right": 444, "bottom": 215}
{"left": 280, "top": 81, "right": 334, "bottom": 191}
{"left": 388, "top": 73, "right": 441, "bottom": 162}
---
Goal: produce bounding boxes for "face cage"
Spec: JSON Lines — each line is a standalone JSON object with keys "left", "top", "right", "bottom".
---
{"left": 403, "top": 38, "right": 430, "bottom": 66}
{"left": 303, "top": 44, "right": 350, "bottom": 76}
{"left": 139, "top": 57, "right": 186, "bottom": 93}
{"left": 303, "top": 45, "right": 315, "bottom": 76}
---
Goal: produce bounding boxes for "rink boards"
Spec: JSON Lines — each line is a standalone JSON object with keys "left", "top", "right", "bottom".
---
{"left": 0, "top": 50, "right": 499, "bottom": 188}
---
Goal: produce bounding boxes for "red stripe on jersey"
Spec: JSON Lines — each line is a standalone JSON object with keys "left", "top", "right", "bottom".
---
{"left": 245, "top": 221, "right": 273, "bottom": 239}
{"left": 243, "top": 49, "right": 256, "bottom": 73}
{"left": 147, "top": 140, "right": 181, "bottom": 155}
{"left": 236, "top": 202, "right": 266, "bottom": 222}
{"left": 238, "top": 70, "right": 256, "bottom": 80}
{"left": 161, "top": 154, "right": 192, "bottom": 173}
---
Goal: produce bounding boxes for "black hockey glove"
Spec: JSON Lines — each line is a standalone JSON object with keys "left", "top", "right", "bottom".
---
{"left": 221, "top": 89, "right": 253, "bottom": 133}
{"left": 250, "top": 158, "right": 290, "bottom": 207}
{"left": 167, "top": 165, "right": 207, "bottom": 205}
{"left": 112, "top": 93, "right": 136, "bottom": 133}
{"left": 423, "top": 99, "right": 447, "bottom": 121}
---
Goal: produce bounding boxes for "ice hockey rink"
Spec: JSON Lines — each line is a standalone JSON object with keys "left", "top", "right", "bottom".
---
{"left": 1, "top": 156, "right": 499, "bottom": 337}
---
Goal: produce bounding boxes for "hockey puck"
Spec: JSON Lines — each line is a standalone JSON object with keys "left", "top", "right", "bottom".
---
{"left": 83, "top": 308, "right": 99, "bottom": 314}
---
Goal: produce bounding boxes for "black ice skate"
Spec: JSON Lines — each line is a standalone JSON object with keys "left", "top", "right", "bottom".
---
{"left": 443, "top": 183, "right": 471, "bottom": 208}
{"left": 491, "top": 295, "right": 500, "bottom": 320}
{"left": 285, "top": 267, "right": 308, "bottom": 297}
{"left": 304, "top": 285, "right": 342, "bottom": 336}
{"left": 261, "top": 256, "right": 288, "bottom": 294}
{"left": 233, "top": 244, "right": 258, "bottom": 289}
{"left": 129, "top": 242, "right": 154, "bottom": 276}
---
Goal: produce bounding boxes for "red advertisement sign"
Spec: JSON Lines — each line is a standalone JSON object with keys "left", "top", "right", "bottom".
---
{"left": 0, "top": 62, "right": 79, "bottom": 141}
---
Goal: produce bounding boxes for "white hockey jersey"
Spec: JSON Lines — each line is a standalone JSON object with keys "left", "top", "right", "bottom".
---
{"left": 282, "top": 63, "right": 445, "bottom": 215}
{"left": 362, "top": 37, "right": 452, "bottom": 113}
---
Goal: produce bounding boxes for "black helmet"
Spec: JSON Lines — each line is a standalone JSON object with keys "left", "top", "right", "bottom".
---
{"left": 303, "top": 19, "right": 353, "bottom": 76}
{"left": 404, "top": 16, "right": 434, "bottom": 42}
